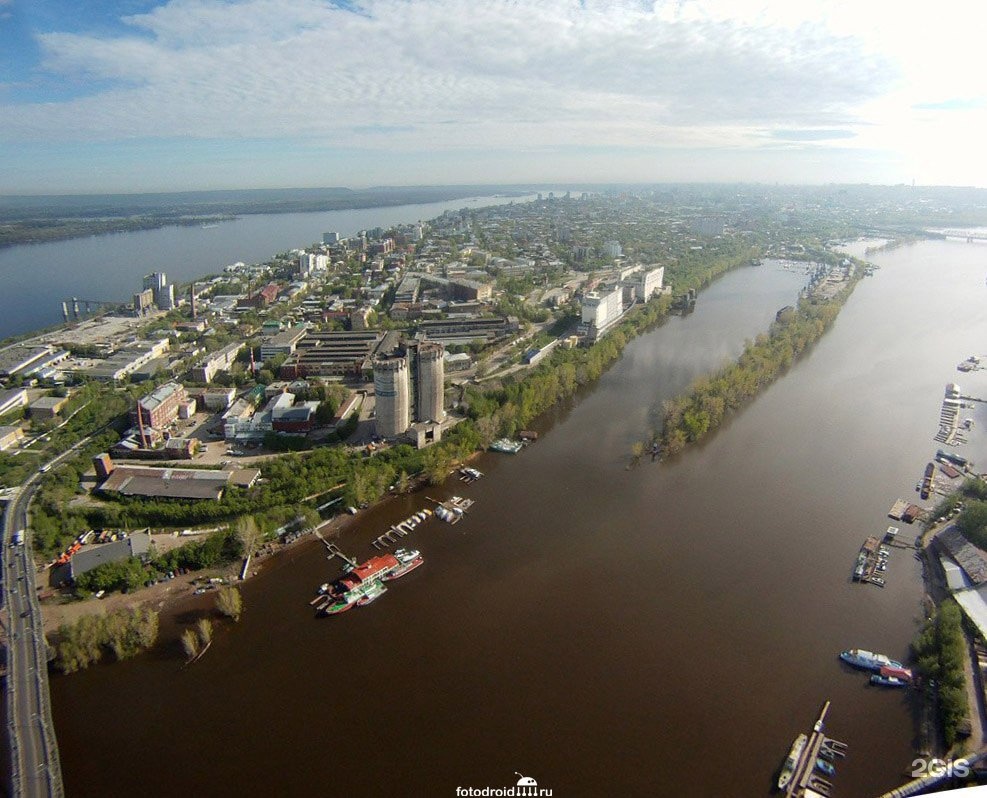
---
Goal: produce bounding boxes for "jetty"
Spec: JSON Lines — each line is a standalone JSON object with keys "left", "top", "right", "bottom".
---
{"left": 426, "top": 495, "right": 475, "bottom": 524}
{"left": 372, "top": 510, "right": 431, "bottom": 549}
{"left": 782, "top": 701, "right": 848, "bottom": 798}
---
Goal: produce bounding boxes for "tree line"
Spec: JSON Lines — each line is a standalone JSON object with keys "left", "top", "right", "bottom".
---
{"left": 650, "top": 268, "right": 862, "bottom": 456}
{"left": 912, "top": 599, "right": 969, "bottom": 748}
{"left": 53, "top": 607, "right": 159, "bottom": 673}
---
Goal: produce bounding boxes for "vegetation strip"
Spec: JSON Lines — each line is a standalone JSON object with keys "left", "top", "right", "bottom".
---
{"left": 648, "top": 262, "right": 864, "bottom": 457}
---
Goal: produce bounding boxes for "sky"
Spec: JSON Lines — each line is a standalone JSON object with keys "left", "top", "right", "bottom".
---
{"left": 2, "top": 0, "right": 987, "bottom": 195}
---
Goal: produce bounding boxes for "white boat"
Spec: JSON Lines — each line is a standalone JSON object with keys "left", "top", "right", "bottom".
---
{"left": 778, "top": 733, "right": 808, "bottom": 790}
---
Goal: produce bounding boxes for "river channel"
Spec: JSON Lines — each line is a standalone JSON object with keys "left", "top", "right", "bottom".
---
{"left": 50, "top": 240, "right": 987, "bottom": 796}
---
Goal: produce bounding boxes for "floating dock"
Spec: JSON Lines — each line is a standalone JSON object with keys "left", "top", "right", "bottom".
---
{"left": 782, "top": 701, "right": 848, "bottom": 798}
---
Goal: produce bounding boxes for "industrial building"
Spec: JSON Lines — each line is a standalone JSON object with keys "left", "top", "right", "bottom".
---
{"left": 0, "top": 345, "right": 57, "bottom": 378}
{"left": 372, "top": 340, "right": 446, "bottom": 440}
{"left": 373, "top": 356, "right": 411, "bottom": 438}
{"left": 82, "top": 339, "right": 171, "bottom": 383}
{"left": 260, "top": 325, "right": 307, "bottom": 362}
{"left": 54, "top": 532, "right": 151, "bottom": 585}
{"left": 28, "top": 395, "right": 69, "bottom": 419}
{"left": 0, "top": 425, "right": 25, "bottom": 451}
{"left": 415, "top": 316, "right": 518, "bottom": 346}
{"left": 278, "top": 331, "right": 389, "bottom": 378}
{"left": 0, "top": 388, "right": 28, "bottom": 416}
{"left": 135, "top": 382, "right": 192, "bottom": 429}
{"left": 94, "top": 455, "right": 260, "bottom": 500}
{"left": 191, "top": 342, "right": 244, "bottom": 383}
{"left": 410, "top": 341, "right": 445, "bottom": 423}
{"left": 632, "top": 266, "right": 665, "bottom": 302}
{"left": 580, "top": 286, "right": 624, "bottom": 341}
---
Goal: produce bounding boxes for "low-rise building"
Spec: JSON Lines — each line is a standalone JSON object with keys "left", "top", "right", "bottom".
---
{"left": 28, "top": 394, "right": 70, "bottom": 419}
{"left": 190, "top": 342, "right": 245, "bottom": 383}
{"left": 260, "top": 325, "right": 307, "bottom": 362}
{"left": 0, "top": 425, "right": 25, "bottom": 451}
{"left": 136, "top": 382, "right": 189, "bottom": 429}
{"left": 0, "top": 388, "right": 29, "bottom": 417}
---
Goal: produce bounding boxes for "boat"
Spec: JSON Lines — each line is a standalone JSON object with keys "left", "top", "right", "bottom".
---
{"left": 853, "top": 551, "right": 867, "bottom": 580}
{"left": 870, "top": 674, "right": 907, "bottom": 688}
{"left": 839, "top": 649, "right": 904, "bottom": 672}
{"left": 394, "top": 548, "right": 421, "bottom": 564}
{"left": 321, "top": 597, "right": 357, "bottom": 615}
{"left": 815, "top": 758, "right": 836, "bottom": 776}
{"left": 880, "top": 664, "right": 913, "bottom": 681}
{"left": 920, "top": 462, "right": 935, "bottom": 499}
{"left": 778, "top": 733, "right": 808, "bottom": 790}
{"left": 356, "top": 580, "right": 387, "bottom": 605}
{"left": 383, "top": 555, "right": 423, "bottom": 581}
{"left": 490, "top": 438, "right": 523, "bottom": 454}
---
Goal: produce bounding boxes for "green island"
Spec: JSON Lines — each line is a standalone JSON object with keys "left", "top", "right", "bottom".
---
{"left": 647, "top": 258, "right": 865, "bottom": 457}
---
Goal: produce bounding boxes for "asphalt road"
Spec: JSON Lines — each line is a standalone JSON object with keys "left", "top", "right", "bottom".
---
{"left": 3, "top": 466, "right": 68, "bottom": 797}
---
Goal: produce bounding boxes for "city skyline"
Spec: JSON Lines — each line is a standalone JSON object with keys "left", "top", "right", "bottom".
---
{"left": 3, "top": 0, "right": 987, "bottom": 194}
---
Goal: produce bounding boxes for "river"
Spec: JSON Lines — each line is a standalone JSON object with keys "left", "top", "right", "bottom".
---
{"left": 49, "top": 240, "right": 987, "bottom": 797}
{"left": 0, "top": 193, "right": 538, "bottom": 341}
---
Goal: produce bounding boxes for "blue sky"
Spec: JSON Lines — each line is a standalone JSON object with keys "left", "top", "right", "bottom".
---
{"left": 3, "top": 0, "right": 987, "bottom": 195}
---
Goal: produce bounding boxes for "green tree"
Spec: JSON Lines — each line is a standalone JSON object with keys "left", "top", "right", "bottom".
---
{"left": 216, "top": 586, "right": 243, "bottom": 622}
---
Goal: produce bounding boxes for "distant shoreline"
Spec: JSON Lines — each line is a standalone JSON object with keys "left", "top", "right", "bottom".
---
{"left": 0, "top": 185, "right": 539, "bottom": 249}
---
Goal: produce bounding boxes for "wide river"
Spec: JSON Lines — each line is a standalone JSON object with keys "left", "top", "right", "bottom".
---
{"left": 49, "top": 239, "right": 987, "bottom": 797}
{"left": 0, "top": 193, "right": 538, "bottom": 341}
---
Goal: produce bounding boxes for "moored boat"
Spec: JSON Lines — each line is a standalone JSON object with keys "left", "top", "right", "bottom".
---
{"left": 778, "top": 733, "right": 808, "bottom": 790}
{"left": 490, "top": 438, "right": 523, "bottom": 454}
{"left": 880, "top": 664, "right": 912, "bottom": 682}
{"left": 321, "top": 596, "right": 357, "bottom": 615}
{"left": 815, "top": 758, "right": 836, "bottom": 776}
{"left": 356, "top": 580, "right": 387, "bottom": 605}
{"left": 840, "top": 648, "right": 904, "bottom": 672}
{"left": 870, "top": 674, "right": 907, "bottom": 687}
{"left": 383, "top": 555, "right": 423, "bottom": 581}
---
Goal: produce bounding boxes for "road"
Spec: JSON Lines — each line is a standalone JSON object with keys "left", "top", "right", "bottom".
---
{"left": 1, "top": 441, "right": 90, "bottom": 797}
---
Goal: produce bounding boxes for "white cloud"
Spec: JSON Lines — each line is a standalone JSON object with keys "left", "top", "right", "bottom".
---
{"left": 7, "top": 0, "right": 987, "bottom": 187}
{"left": 2, "top": 0, "right": 895, "bottom": 147}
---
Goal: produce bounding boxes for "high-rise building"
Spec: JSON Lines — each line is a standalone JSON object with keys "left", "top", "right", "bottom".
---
{"left": 156, "top": 283, "right": 176, "bottom": 310}
{"left": 323, "top": 231, "right": 340, "bottom": 245}
{"left": 373, "top": 357, "right": 410, "bottom": 438}
{"left": 580, "top": 286, "right": 624, "bottom": 340}
{"left": 634, "top": 266, "right": 665, "bottom": 302}
{"left": 143, "top": 272, "right": 167, "bottom": 292}
{"left": 413, "top": 342, "right": 445, "bottom": 423}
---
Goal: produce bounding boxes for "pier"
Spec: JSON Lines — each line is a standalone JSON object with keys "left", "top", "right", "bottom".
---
{"left": 782, "top": 701, "right": 848, "bottom": 798}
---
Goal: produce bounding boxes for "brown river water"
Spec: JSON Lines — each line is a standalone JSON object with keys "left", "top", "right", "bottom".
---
{"left": 49, "top": 241, "right": 987, "bottom": 797}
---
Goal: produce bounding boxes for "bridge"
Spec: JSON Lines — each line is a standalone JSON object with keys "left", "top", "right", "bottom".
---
{"left": 935, "top": 230, "right": 987, "bottom": 243}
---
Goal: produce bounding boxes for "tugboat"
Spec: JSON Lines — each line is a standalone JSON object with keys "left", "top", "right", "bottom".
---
{"left": 778, "top": 733, "right": 808, "bottom": 790}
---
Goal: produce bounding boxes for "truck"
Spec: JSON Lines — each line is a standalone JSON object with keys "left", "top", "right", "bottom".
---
{"left": 13, "top": 529, "right": 24, "bottom": 546}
